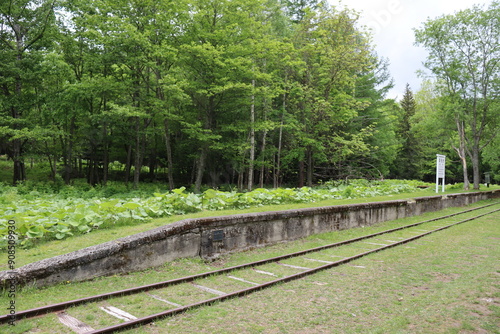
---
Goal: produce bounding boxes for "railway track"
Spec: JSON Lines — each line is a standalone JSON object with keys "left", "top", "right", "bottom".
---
{"left": 2, "top": 201, "right": 499, "bottom": 333}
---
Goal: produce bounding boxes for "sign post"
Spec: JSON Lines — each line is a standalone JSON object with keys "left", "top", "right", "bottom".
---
{"left": 484, "top": 172, "right": 491, "bottom": 188}
{"left": 436, "top": 154, "right": 446, "bottom": 193}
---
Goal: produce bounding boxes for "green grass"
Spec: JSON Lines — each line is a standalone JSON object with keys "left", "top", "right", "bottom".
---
{"left": 1, "top": 201, "right": 498, "bottom": 333}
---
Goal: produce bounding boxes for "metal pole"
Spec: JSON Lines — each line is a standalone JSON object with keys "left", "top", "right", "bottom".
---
{"left": 436, "top": 155, "right": 439, "bottom": 193}
{"left": 442, "top": 156, "right": 445, "bottom": 192}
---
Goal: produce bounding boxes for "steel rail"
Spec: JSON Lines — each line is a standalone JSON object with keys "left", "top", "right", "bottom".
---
{"left": 0, "top": 202, "right": 498, "bottom": 326}
{"left": 88, "top": 206, "right": 500, "bottom": 333}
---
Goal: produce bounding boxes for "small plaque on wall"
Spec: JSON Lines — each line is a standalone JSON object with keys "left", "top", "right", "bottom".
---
{"left": 212, "top": 230, "right": 225, "bottom": 241}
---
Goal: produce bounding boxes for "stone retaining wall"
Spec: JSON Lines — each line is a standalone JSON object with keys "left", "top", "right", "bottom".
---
{"left": 2, "top": 190, "right": 498, "bottom": 288}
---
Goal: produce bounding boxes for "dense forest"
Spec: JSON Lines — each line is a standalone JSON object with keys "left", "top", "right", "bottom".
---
{"left": 1, "top": 0, "right": 499, "bottom": 191}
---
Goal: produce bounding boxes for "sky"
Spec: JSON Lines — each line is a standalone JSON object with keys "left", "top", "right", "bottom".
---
{"left": 330, "top": 0, "right": 494, "bottom": 100}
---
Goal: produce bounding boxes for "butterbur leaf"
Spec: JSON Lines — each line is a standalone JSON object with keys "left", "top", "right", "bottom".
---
{"left": 172, "top": 187, "right": 186, "bottom": 195}
{"left": 55, "top": 231, "right": 72, "bottom": 239}
{"left": 203, "top": 189, "right": 217, "bottom": 199}
{"left": 123, "top": 202, "right": 141, "bottom": 210}
{"left": 78, "top": 224, "right": 92, "bottom": 233}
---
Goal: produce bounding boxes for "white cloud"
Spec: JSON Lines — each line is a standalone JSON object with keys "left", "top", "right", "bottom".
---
{"left": 331, "top": 0, "right": 493, "bottom": 100}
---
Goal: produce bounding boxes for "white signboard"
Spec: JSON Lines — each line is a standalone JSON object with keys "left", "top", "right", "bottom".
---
{"left": 436, "top": 154, "right": 446, "bottom": 193}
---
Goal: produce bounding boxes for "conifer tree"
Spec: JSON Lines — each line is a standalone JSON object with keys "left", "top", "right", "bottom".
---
{"left": 396, "top": 84, "right": 419, "bottom": 179}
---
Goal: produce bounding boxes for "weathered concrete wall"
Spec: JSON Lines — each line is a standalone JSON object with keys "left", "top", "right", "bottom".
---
{"left": 1, "top": 190, "right": 498, "bottom": 288}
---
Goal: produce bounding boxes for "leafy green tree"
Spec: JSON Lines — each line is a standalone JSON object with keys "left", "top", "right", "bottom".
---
{"left": 415, "top": 1, "right": 500, "bottom": 189}
{"left": 59, "top": 0, "right": 190, "bottom": 188}
{"left": 179, "top": 0, "right": 278, "bottom": 192}
{"left": 30, "top": 51, "right": 75, "bottom": 182}
{"left": 283, "top": 5, "right": 376, "bottom": 185}
{"left": 0, "top": 0, "right": 57, "bottom": 184}
{"left": 348, "top": 57, "right": 398, "bottom": 179}
{"left": 282, "top": 0, "right": 320, "bottom": 23}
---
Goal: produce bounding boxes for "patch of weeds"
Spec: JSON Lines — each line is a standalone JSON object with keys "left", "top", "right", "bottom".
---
{"left": 461, "top": 321, "right": 477, "bottom": 331}
{"left": 1, "top": 321, "right": 34, "bottom": 334}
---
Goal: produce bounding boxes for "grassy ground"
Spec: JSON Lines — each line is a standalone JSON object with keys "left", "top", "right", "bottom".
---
{"left": 1, "top": 201, "right": 498, "bottom": 333}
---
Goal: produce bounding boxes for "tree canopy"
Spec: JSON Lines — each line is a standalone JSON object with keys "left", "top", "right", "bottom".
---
{"left": 1, "top": 0, "right": 497, "bottom": 190}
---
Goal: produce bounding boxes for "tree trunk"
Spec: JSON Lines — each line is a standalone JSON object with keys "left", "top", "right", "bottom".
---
{"left": 298, "top": 160, "right": 305, "bottom": 188}
{"left": 274, "top": 94, "right": 285, "bottom": 188}
{"left": 133, "top": 145, "right": 142, "bottom": 189}
{"left": 87, "top": 143, "right": 101, "bottom": 187}
{"left": 148, "top": 152, "right": 156, "bottom": 182}
{"left": 12, "top": 35, "right": 25, "bottom": 184}
{"left": 65, "top": 116, "right": 76, "bottom": 185}
{"left": 46, "top": 154, "right": 55, "bottom": 180}
{"left": 247, "top": 79, "right": 256, "bottom": 191}
{"left": 163, "top": 119, "right": 175, "bottom": 190}
{"left": 194, "top": 146, "right": 208, "bottom": 193}
{"left": 102, "top": 107, "right": 109, "bottom": 186}
{"left": 102, "top": 145, "right": 109, "bottom": 186}
{"left": 44, "top": 141, "right": 57, "bottom": 180}
{"left": 194, "top": 94, "right": 216, "bottom": 193}
{"left": 259, "top": 95, "right": 269, "bottom": 188}
{"left": 307, "top": 146, "right": 313, "bottom": 187}
{"left": 155, "top": 62, "right": 175, "bottom": 190}
{"left": 259, "top": 128, "right": 268, "bottom": 188}
{"left": 78, "top": 158, "right": 83, "bottom": 176}
{"left": 133, "top": 118, "right": 146, "bottom": 190}
{"left": 454, "top": 118, "right": 470, "bottom": 190}
{"left": 470, "top": 141, "right": 481, "bottom": 190}
{"left": 12, "top": 139, "right": 25, "bottom": 185}
{"left": 125, "top": 144, "right": 132, "bottom": 185}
